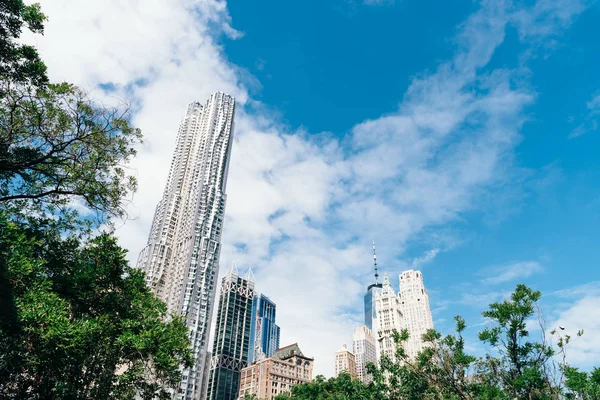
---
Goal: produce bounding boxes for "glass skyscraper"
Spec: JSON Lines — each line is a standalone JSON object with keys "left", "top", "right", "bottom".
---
{"left": 364, "top": 283, "right": 382, "bottom": 330}
{"left": 207, "top": 267, "right": 254, "bottom": 400}
{"left": 248, "top": 294, "right": 281, "bottom": 364}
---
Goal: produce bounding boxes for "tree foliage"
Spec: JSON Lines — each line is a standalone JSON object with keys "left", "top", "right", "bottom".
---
{"left": 0, "top": 0, "right": 48, "bottom": 87}
{"left": 0, "top": 81, "right": 141, "bottom": 221}
{"left": 0, "top": 213, "right": 193, "bottom": 399}
{"left": 0, "top": 1, "right": 141, "bottom": 223}
{"left": 279, "top": 285, "right": 596, "bottom": 400}
{"left": 0, "top": 3, "right": 192, "bottom": 399}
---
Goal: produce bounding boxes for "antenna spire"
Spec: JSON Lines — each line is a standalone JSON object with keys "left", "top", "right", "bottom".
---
{"left": 372, "top": 241, "right": 379, "bottom": 284}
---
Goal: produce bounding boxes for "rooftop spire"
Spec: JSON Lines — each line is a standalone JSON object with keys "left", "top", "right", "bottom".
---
{"left": 228, "top": 261, "right": 239, "bottom": 276}
{"left": 373, "top": 241, "right": 379, "bottom": 285}
{"left": 245, "top": 267, "right": 256, "bottom": 282}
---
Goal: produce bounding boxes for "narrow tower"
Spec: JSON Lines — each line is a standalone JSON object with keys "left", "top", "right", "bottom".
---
{"left": 352, "top": 325, "right": 377, "bottom": 384}
{"left": 398, "top": 270, "right": 434, "bottom": 359}
{"left": 136, "top": 93, "right": 236, "bottom": 399}
{"left": 374, "top": 273, "right": 402, "bottom": 362}
{"left": 364, "top": 242, "right": 383, "bottom": 330}
{"left": 248, "top": 294, "right": 281, "bottom": 364}
{"left": 207, "top": 266, "right": 255, "bottom": 400}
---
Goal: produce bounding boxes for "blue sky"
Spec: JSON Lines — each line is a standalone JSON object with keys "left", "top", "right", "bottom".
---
{"left": 223, "top": 0, "right": 600, "bottom": 366}
{"left": 32, "top": 0, "right": 600, "bottom": 376}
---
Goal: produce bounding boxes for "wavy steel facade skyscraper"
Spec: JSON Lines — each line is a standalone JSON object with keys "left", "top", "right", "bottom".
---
{"left": 137, "top": 92, "right": 236, "bottom": 400}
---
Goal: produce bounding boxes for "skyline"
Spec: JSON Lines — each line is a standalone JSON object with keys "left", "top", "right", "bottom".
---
{"left": 28, "top": 0, "right": 600, "bottom": 378}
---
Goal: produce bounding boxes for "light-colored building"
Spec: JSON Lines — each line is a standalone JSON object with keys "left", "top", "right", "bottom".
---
{"left": 334, "top": 344, "right": 357, "bottom": 378}
{"left": 238, "top": 343, "right": 313, "bottom": 400}
{"left": 207, "top": 266, "right": 255, "bottom": 400}
{"left": 398, "top": 269, "right": 434, "bottom": 359}
{"left": 374, "top": 274, "right": 402, "bottom": 362}
{"left": 374, "top": 270, "right": 434, "bottom": 363}
{"left": 136, "top": 93, "right": 236, "bottom": 400}
{"left": 352, "top": 325, "right": 377, "bottom": 384}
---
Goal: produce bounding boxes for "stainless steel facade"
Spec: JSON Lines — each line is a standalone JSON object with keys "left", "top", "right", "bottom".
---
{"left": 137, "top": 92, "right": 236, "bottom": 399}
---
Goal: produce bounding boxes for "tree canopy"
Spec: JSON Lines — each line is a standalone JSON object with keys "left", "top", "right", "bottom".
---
{"left": 0, "top": 2, "right": 192, "bottom": 399}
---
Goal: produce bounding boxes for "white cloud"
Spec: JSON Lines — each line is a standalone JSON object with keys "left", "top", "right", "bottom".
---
{"left": 569, "top": 91, "right": 600, "bottom": 139}
{"left": 549, "top": 295, "right": 600, "bottom": 367}
{"left": 481, "top": 261, "right": 544, "bottom": 285}
{"left": 409, "top": 248, "right": 441, "bottom": 269}
{"left": 29, "top": 0, "right": 588, "bottom": 378}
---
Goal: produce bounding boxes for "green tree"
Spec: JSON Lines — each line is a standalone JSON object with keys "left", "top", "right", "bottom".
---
{"left": 0, "top": 213, "right": 193, "bottom": 399}
{"left": 564, "top": 367, "right": 600, "bottom": 399}
{"left": 0, "top": 81, "right": 141, "bottom": 222}
{"left": 478, "top": 285, "right": 555, "bottom": 399}
{"left": 283, "top": 284, "right": 595, "bottom": 400}
{"left": 0, "top": 3, "right": 190, "bottom": 398}
{"left": 0, "top": 0, "right": 48, "bottom": 87}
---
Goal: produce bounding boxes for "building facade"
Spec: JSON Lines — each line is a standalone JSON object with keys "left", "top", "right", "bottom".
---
{"left": 374, "top": 274, "right": 402, "bottom": 362}
{"left": 352, "top": 325, "right": 377, "bottom": 384}
{"left": 206, "top": 267, "right": 255, "bottom": 400}
{"left": 334, "top": 344, "right": 357, "bottom": 378}
{"left": 248, "top": 294, "right": 281, "bottom": 364}
{"left": 239, "top": 344, "right": 313, "bottom": 400}
{"left": 398, "top": 270, "right": 434, "bottom": 359}
{"left": 374, "top": 270, "right": 434, "bottom": 363}
{"left": 136, "top": 93, "right": 236, "bottom": 399}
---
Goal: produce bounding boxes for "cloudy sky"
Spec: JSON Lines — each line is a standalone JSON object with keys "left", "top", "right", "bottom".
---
{"left": 30, "top": 0, "right": 600, "bottom": 377}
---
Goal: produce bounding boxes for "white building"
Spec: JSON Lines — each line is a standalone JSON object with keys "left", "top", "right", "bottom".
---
{"left": 137, "top": 93, "right": 236, "bottom": 400}
{"left": 374, "top": 270, "right": 434, "bottom": 363}
{"left": 334, "top": 345, "right": 357, "bottom": 378}
{"left": 352, "top": 325, "right": 377, "bottom": 384}
{"left": 374, "top": 274, "right": 402, "bottom": 362}
{"left": 398, "top": 269, "right": 434, "bottom": 359}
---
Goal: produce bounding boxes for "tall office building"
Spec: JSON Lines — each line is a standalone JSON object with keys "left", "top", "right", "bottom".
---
{"left": 398, "top": 270, "right": 434, "bottom": 359}
{"left": 334, "top": 344, "right": 357, "bottom": 378}
{"left": 136, "top": 93, "right": 236, "bottom": 399}
{"left": 374, "top": 273, "right": 402, "bottom": 362}
{"left": 374, "top": 270, "right": 434, "bottom": 363}
{"left": 364, "top": 242, "right": 383, "bottom": 331}
{"left": 248, "top": 294, "right": 281, "bottom": 364}
{"left": 206, "top": 267, "right": 255, "bottom": 400}
{"left": 352, "top": 325, "right": 377, "bottom": 384}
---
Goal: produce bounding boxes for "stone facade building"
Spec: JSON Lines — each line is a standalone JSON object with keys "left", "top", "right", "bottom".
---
{"left": 238, "top": 344, "right": 313, "bottom": 400}
{"left": 334, "top": 344, "right": 357, "bottom": 379}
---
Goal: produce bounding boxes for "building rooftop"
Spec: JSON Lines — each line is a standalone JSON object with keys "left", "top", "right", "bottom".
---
{"left": 272, "top": 343, "right": 313, "bottom": 361}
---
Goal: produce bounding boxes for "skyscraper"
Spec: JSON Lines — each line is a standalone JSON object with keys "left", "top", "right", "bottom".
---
{"left": 398, "top": 270, "right": 434, "bottom": 359}
{"left": 364, "top": 242, "right": 383, "bottom": 331}
{"left": 374, "top": 273, "right": 402, "bottom": 362}
{"left": 136, "top": 93, "right": 236, "bottom": 399}
{"left": 334, "top": 344, "right": 357, "bottom": 378}
{"left": 352, "top": 325, "right": 377, "bottom": 384}
{"left": 374, "top": 270, "right": 435, "bottom": 363}
{"left": 248, "top": 294, "right": 281, "bottom": 364}
{"left": 207, "top": 266, "right": 255, "bottom": 400}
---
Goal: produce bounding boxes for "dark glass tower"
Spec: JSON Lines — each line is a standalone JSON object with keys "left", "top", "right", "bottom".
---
{"left": 206, "top": 267, "right": 254, "bottom": 400}
{"left": 248, "top": 294, "right": 281, "bottom": 364}
{"left": 364, "top": 283, "right": 383, "bottom": 330}
{"left": 364, "top": 242, "right": 382, "bottom": 330}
